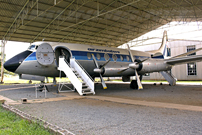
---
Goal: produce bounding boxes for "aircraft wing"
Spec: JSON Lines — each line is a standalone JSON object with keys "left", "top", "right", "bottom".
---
{"left": 172, "top": 48, "right": 202, "bottom": 58}
{"left": 166, "top": 55, "right": 202, "bottom": 65}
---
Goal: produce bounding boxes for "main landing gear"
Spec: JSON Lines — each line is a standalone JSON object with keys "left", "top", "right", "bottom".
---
{"left": 130, "top": 80, "right": 138, "bottom": 89}
{"left": 130, "top": 75, "right": 142, "bottom": 89}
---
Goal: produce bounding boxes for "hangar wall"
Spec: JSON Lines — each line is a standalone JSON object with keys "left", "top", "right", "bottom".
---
{"left": 143, "top": 40, "right": 202, "bottom": 81}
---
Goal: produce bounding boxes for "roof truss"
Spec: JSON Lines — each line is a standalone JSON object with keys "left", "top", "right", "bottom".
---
{"left": 1, "top": 0, "right": 202, "bottom": 47}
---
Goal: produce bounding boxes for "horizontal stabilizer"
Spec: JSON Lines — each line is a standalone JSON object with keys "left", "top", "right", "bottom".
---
{"left": 166, "top": 55, "right": 202, "bottom": 65}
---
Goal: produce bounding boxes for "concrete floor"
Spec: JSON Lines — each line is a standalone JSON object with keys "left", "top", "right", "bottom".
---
{"left": 0, "top": 82, "right": 202, "bottom": 134}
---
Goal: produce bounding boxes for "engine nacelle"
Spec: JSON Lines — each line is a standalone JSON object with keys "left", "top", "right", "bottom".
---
{"left": 140, "top": 59, "right": 172, "bottom": 73}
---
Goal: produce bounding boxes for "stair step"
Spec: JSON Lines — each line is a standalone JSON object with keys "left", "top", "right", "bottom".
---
{"left": 82, "top": 88, "right": 91, "bottom": 90}
{"left": 82, "top": 82, "right": 86, "bottom": 85}
{"left": 76, "top": 75, "right": 81, "bottom": 78}
{"left": 82, "top": 92, "right": 94, "bottom": 95}
{"left": 58, "top": 57, "right": 95, "bottom": 96}
{"left": 71, "top": 68, "right": 75, "bottom": 71}
{"left": 82, "top": 86, "right": 88, "bottom": 89}
{"left": 82, "top": 88, "right": 91, "bottom": 93}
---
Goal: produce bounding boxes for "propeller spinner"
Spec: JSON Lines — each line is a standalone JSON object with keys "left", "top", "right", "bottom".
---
{"left": 92, "top": 54, "right": 111, "bottom": 89}
{"left": 127, "top": 44, "right": 143, "bottom": 90}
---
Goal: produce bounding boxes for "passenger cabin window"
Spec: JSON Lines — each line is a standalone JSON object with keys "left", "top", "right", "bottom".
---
{"left": 87, "top": 53, "right": 91, "bottom": 59}
{"left": 104, "top": 53, "right": 110, "bottom": 61}
{"left": 126, "top": 56, "right": 130, "bottom": 61}
{"left": 96, "top": 53, "right": 101, "bottom": 60}
{"left": 112, "top": 54, "right": 117, "bottom": 62}
{"left": 120, "top": 55, "right": 124, "bottom": 61}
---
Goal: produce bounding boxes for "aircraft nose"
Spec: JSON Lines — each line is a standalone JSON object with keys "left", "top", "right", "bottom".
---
{"left": 4, "top": 50, "right": 32, "bottom": 72}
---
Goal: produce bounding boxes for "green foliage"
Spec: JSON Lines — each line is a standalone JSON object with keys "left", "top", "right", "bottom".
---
{"left": 0, "top": 106, "right": 52, "bottom": 135}
{"left": 0, "top": 53, "right": 15, "bottom": 76}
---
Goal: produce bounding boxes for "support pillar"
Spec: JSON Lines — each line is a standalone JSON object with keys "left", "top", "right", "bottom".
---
{"left": 1, "top": 40, "right": 6, "bottom": 83}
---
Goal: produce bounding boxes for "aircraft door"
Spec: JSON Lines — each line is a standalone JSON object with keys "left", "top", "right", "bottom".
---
{"left": 60, "top": 48, "right": 70, "bottom": 63}
{"left": 36, "top": 43, "right": 55, "bottom": 66}
{"left": 55, "top": 47, "right": 71, "bottom": 65}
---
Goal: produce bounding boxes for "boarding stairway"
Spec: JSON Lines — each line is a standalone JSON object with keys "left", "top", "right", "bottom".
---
{"left": 58, "top": 57, "right": 95, "bottom": 95}
{"left": 160, "top": 71, "right": 177, "bottom": 86}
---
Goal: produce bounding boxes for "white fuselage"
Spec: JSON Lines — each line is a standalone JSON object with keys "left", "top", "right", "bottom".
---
{"left": 5, "top": 41, "right": 172, "bottom": 78}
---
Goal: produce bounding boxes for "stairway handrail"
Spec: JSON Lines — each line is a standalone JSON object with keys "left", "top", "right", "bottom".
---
{"left": 71, "top": 57, "right": 94, "bottom": 82}
{"left": 61, "top": 56, "right": 71, "bottom": 67}
{"left": 58, "top": 57, "right": 83, "bottom": 95}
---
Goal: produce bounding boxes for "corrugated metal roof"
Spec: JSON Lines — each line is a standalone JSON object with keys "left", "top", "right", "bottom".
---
{"left": 0, "top": 0, "right": 202, "bottom": 47}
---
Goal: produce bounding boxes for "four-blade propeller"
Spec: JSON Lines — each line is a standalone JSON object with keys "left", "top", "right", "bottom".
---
{"left": 126, "top": 44, "right": 143, "bottom": 90}
{"left": 92, "top": 54, "right": 110, "bottom": 89}
{"left": 92, "top": 44, "right": 145, "bottom": 90}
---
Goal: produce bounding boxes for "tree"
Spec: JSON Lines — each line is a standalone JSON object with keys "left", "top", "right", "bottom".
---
{"left": 0, "top": 53, "right": 13, "bottom": 76}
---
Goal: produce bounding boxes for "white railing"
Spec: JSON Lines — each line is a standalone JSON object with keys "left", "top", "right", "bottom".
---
{"left": 58, "top": 57, "right": 83, "bottom": 95}
{"left": 70, "top": 58, "right": 94, "bottom": 92}
{"left": 72, "top": 57, "right": 94, "bottom": 81}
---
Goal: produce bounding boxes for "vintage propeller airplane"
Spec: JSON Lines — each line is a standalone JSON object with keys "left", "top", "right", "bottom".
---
{"left": 4, "top": 31, "right": 202, "bottom": 95}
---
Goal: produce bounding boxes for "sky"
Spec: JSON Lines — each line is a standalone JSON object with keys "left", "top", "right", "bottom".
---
{"left": 1, "top": 22, "right": 202, "bottom": 60}
{"left": 2, "top": 41, "right": 30, "bottom": 60}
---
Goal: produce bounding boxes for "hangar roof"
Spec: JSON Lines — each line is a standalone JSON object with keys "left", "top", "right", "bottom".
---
{"left": 1, "top": 0, "right": 202, "bottom": 47}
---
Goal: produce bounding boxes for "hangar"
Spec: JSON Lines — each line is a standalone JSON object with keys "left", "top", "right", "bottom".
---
{"left": 1, "top": 0, "right": 202, "bottom": 82}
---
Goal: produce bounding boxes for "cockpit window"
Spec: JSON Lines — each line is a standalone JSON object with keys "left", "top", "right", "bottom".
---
{"left": 28, "top": 45, "right": 38, "bottom": 51}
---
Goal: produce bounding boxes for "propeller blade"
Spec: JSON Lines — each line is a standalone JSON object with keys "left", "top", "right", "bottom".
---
{"left": 127, "top": 44, "right": 135, "bottom": 62}
{"left": 127, "top": 44, "right": 143, "bottom": 90}
{"left": 100, "top": 59, "right": 111, "bottom": 69}
{"left": 100, "top": 74, "right": 107, "bottom": 89}
{"left": 117, "top": 67, "right": 129, "bottom": 74}
{"left": 136, "top": 58, "right": 149, "bottom": 65}
{"left": 134, "top": 69, "right": 143, "bottom": 89}
{"left": 91, "top": 54, "right": 99, "bottom": 68}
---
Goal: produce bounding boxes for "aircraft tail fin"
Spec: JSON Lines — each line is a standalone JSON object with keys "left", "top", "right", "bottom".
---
{"left": 149, "top": 30, "right": 168, "bottom": 59}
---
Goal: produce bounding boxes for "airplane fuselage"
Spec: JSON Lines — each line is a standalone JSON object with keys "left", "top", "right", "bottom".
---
{"left": 4, "top": 42, "right": 172, "bottom": 78}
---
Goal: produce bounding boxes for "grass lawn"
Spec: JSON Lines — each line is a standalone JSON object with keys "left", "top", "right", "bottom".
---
{"left": 0, "top": 105, "right": 52, "bottom": 135}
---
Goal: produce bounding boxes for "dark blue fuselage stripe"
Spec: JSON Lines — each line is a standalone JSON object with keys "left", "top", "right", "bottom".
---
{"left": 24, "top": 52, "right": 37, "bottom": 61}
{"left": 24, "top": 50, "right": 150, "bottom": 62}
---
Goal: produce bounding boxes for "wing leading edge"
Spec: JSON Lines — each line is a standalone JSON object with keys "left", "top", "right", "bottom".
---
{"left": 171, "top": 48, "right": 202, "bottom": 58}
{"left": 166, "top": 55, "right": 202, "bottom": 65}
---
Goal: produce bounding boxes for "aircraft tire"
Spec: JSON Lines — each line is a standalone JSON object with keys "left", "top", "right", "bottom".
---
{"left": 130, "top": 80, "right": 138, "bottom": 89}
